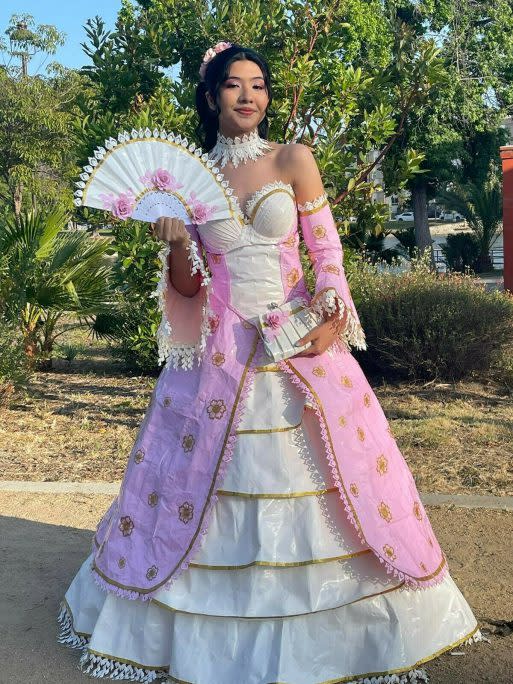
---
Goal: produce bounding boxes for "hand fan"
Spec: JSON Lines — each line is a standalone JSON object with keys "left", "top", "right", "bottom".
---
{"left": 73, "top": 128, "right": 240, "bottom": 225}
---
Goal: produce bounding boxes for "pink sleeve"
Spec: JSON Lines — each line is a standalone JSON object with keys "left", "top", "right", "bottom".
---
{"left": 298, "top": 194, "right": 367, "bottom": 351}
{"left": 152, "top": 223, "right": 214, "bottom": 370}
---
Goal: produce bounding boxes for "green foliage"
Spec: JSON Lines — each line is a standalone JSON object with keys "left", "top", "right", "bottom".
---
{"left": 77, "top": 0, "right": 446, "bottom": 234}
{"left": 2, "top": 12, "right": 65, "bottom": 76}
{"left": 437, "top": 178, "right": 503, "bottom": 272}
{"left": 391, "top": 224, "right": 417, "bottom": 259}
{"left": 0, "top": 318, "right": 31, "bottom": 405}
{"left": 350, "top": 254, "right": 513, "bottom": 381}
{"left": 441, "top": 233, "right": 480, "bottom": 273}
{"left": 381, "top": 0, "right": 513, "bottom": 250}
{"left": 0, "top": 67, "right": 84, "bottom": 215}
{"left": 92, "top": 219, "right": 162, "bottom": 374}
{"left": 0, "top": 207, "right": 115, "bottom": 365}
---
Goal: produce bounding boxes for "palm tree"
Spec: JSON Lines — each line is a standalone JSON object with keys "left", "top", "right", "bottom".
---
{"left": 0, "top": 207, "right": 115, "bottom": 367}
{"left": 437, "top": 179, "right": 502, "bottom": 273}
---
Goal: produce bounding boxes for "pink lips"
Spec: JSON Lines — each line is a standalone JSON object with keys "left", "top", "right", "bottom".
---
{"left": 235, "top": 109, "right": 255, "bottom": 115}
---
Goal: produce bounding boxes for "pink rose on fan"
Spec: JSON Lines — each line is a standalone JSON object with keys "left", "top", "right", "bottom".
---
{"left": 188, "top": 191, "right": 216, "bottom": 224}
{"left": 139, "top": 169, "right": 183, "bottom": 192}
{"left": 152, "top": 168, "right": 183, "bottom": 192}
{"left": 263, "top": 309, "right": 289, "bottom": 341}
{"left": 113, "top": 192, "right": 136, "bottom": 220}
{"left": 99, "top": 190, "right": 135, "bottom": 220}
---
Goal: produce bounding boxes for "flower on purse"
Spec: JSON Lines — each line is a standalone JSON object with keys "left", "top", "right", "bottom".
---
{"left": 263, "top": 309, "right": 289, "bottom": 341}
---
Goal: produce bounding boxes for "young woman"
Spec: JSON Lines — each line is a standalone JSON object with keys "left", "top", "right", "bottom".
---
{"left": 58, "top": 42, "right": 482, "bottom": 683}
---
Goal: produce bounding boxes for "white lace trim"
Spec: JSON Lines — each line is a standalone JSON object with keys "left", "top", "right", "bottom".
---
{"left": 244, "top": 180, "right": 295, "bottom": 217}
{"left": 310, "top": 287, "right": 367, "bottom": 352}
{"left": 346, "top": 669, "right": 429, "bottom": 684}
{"left": 151, "top": 238, "right": 214, "bottom": 371}
{"left": 208, "top": 129, "right": 273, "bottom": 169}
{"left": 58, "top": 601, "right": 484, "bottom": 684}
{"left": 297, "top": 192, "right": 328, "bottom": 212}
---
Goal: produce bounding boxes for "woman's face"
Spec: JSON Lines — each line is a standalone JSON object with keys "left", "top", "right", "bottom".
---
{"left": 207, "top": 59, "right": 269, "bottom": 137}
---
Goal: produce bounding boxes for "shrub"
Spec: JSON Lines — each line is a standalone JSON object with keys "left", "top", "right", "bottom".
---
{"left": 0, "top": 208, "right": 115, "bottom": 368}
{"left": 349, "top": 254, "right": 513, "bottom": 381}
{"left": 441, "top": 233, "right": 480, "bottom": 272}
{"left": 0, "top": 319, "right": 31, "bottom": 405}
{"left": 93, "top": 220, "right": 162, "bottom": 374}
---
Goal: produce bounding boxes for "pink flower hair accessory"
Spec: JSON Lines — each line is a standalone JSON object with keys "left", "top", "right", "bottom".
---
{"left": 199, "top": 41, "right": 233, "bottom": 79}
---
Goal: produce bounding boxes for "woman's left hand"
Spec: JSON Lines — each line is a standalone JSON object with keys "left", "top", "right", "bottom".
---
{"left": 294, "top": 309, "right": 348, "bottom": 357}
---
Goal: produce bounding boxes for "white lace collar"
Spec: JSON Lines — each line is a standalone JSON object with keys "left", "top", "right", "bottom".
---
{"left": 208, "top": 128, "right": 273, "bottom": 168}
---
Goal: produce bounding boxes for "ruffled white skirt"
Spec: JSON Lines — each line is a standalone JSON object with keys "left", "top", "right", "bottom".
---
{"left": 59, "top": 362, "right": 480, "bottom": 683}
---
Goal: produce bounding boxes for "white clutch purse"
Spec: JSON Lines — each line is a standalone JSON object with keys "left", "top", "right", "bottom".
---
{"left": 254, "top": 298, "right": 323, "bottom": 362}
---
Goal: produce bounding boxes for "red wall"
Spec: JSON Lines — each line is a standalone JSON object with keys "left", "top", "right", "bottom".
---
{"left": 500, "top": 146, "right": 513, "bottom": 293}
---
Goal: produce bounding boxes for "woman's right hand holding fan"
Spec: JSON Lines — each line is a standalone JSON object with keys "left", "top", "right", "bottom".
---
{"left": 152, "top": 217, "right": 190, "bottom": 247}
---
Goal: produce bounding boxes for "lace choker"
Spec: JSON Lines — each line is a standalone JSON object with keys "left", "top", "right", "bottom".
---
{"left": 208, "top": 128, "right": 273, "bottom": 168}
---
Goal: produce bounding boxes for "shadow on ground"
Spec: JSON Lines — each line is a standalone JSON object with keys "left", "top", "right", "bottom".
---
{"left": 1, "top": 511, "right": 512, "bottom": 684}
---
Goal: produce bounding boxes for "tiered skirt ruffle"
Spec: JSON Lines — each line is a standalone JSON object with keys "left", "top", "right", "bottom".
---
{"left": 59, "top": 357, "right": 480, "bottom": 683}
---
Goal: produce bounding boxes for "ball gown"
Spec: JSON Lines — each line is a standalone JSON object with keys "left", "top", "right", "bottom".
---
{"left": 58, "top": 180, "right": 482, "bottom": 683}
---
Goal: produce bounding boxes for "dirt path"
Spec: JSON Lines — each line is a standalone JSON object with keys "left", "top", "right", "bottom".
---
{"left": 0, "top": 493, "right": 511, "bottom": 683}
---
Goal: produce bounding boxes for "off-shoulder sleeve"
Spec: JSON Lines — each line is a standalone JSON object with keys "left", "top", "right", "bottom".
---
{"left": 298, "top": 193, "right": 367, "bottom": 351}
{"left": 151, "top": 223, "right": 215, "bottom": 370}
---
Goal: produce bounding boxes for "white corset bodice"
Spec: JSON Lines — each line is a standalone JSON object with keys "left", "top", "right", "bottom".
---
{"left": 197, "top": 180, "right": 297, "bottom": 252}
{"left": 197, "top": 181, "right": 299, "bottom": 318}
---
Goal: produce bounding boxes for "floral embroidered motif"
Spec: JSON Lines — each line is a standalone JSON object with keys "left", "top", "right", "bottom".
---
{"left": 378, "top": 501, "right": 392, "bottom": 522}
{"left": 211, "top": 254, "right": 222, "bottom": 264}
{"left": 376, "top": 454, "right": 388, "bottom": 475}
{"left": 413, "top": 501, "right": 423, "bottom": 521}
{"left": 349, "top": 482, "right": 359, "bottom": 497}
{"left": 134, "top": 448, "right": 145, "bottom": 464}
{"left": 146, "top": 565, "right": 158, "bottom": 580}
{"left": 357, "top": 427, "right": 365, "bottom": 441}
{"left": 338, "top": 416, "right": 347, "bottom": 427}
{"left": 322, "top": 263, "right": 340, "bottom": 275}
{"left": 119, "top": 516, "right": 134, "bottom": 537}
{"left": 283, "top": 233, "right": 296, "bottom": 248}
{"left": 312, "top": 366, "right": 326, "bottom": 377}
{"left": 207, "top": 399, "right": 227, "bottom": 420}
{"left": 182, "top": 434, "right": 195, "bottom": 452}
{"left": 118, "top": 557, "right": 126, "bottom": 569}
{"left": 312, "top": 224, "right": 327, "bottom": 239}
{"left": 286, "top": 268, "right": 300, "bottom": 287}
{"left": 242, "top": 320, "right": 253, "bottom": 329}
{"left": 148, "top": 492, "right": 159, "bottom": 507}
{"left": 178, "top": 501, "right": 194, "bottom": 524}
{"left": 163, "top": 396, "right": 172, "bottom": 407}
{"left": 341, "top": 376, "right": 353, "bottom": 388}
{"left": 363, "top": 393, "right": 371, "bottom": 407}
{"left": 208, "top": 313, "right": 220, "bottom": 334}
{"left": 211, "top": 351, "right": 225, "bottom": 366}
{"left": 383, "top": 544, "right": 396, "bottom": 561}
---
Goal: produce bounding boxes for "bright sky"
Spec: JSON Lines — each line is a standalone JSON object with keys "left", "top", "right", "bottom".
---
{"left": 1, "top": 0, "right": 121, "bottom": 73}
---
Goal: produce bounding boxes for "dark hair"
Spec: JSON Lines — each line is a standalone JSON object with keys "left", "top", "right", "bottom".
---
{"left": 195, "top": 44, "right": 274, "bottom": 151}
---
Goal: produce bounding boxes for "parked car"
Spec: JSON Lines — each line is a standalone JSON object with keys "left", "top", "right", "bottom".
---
{"left": 439, "top": 210, "right": 463, "bottom": 222}
{"left": 394, "top": 211, "right": 414, "bottom": 221}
